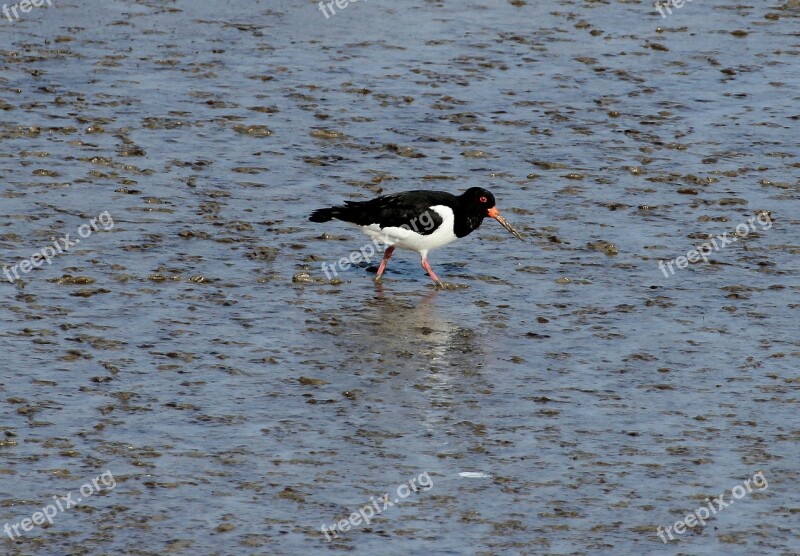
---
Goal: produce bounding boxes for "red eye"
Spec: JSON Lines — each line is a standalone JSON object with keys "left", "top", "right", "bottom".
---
{"left": 479, "top": 196, "right": 487, "bottom": 203}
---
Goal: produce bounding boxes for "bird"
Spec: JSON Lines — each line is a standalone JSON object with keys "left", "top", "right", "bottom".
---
{"left": 309, "top": 187, "right": 524, "bottom": 287}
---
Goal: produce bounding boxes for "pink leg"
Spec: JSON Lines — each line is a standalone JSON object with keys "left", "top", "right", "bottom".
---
{"left": 374, "top": 246, "right": 395, "bottom": 282}
{"left": 421, "top": 258, "right": 443, "bottom": 287}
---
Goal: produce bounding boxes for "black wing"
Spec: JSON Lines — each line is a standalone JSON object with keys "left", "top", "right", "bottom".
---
{"left": 320, "top": 190, "right": 455, "bottom": 236}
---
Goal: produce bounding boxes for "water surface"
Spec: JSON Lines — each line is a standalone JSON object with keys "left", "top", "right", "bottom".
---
{"left": 1, "top": 0, "right": 799, "bottom": 554}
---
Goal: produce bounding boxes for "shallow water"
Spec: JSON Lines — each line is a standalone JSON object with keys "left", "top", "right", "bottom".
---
{"left": 1, "top": 0, "right": 799, "bottom": 554}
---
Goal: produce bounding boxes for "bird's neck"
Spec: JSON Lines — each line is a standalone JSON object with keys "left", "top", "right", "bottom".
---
{"left": 453, "top": 202, "right": 485, "bottom": 238}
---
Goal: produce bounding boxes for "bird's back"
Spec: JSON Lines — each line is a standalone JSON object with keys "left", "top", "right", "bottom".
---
{"left": 311, "top": 190, "right": 457, "bottom": 229}
{"left": 344, "top": 190, "right": 456, "bottom": 227}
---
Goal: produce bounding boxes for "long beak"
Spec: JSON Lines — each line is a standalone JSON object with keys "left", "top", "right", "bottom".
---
{"left": 487, "top": 207, "right": 524, "bottom": 240}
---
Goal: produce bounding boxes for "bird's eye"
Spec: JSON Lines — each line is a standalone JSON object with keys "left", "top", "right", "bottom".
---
{"left": 479, "top": 196, "right": 487, "bottom": 203}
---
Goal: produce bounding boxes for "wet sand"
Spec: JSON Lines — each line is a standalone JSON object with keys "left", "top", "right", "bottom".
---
{"left": 1, "top": 0, "right": 799, "bottom": 554}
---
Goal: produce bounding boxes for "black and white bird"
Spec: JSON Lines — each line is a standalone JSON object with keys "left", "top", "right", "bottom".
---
{"left": 309, "top": 187, "right": 524, "bottom": 286}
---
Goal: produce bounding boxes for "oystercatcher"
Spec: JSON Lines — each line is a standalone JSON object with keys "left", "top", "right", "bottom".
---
{"left": 309, "top": 187, "right": 523, "bottom": 286}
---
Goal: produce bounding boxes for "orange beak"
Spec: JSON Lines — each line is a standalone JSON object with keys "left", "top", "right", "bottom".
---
{"left": 487, "top": 207, "right": 524, "bottom": 240}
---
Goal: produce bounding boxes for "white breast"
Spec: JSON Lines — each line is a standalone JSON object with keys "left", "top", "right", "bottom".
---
{"left": 360, "top": 205, "right": 458, "bottom": 256}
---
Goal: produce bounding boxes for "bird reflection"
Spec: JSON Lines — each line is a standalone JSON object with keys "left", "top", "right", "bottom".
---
{"left": 366, "top": 288, "right": 471, "bottom": 365}
{"left": 340, "top": 288, "right": 489, "bottom": 432}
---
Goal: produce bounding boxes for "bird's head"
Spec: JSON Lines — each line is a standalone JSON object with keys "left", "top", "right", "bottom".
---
{"left": 461, "top": 187, "right": 524, "bottom": 240}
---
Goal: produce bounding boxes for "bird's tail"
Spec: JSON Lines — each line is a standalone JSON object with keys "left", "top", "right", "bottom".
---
{"left": 309, "top": 206, "right": 341, "bottom": 223}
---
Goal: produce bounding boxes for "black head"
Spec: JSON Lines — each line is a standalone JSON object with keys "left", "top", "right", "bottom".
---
{"left": 457, "top": 187, "right": 524, "bottom": 240}
{"left": 459, "top": 187, "right": 496, "bottom": 215}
